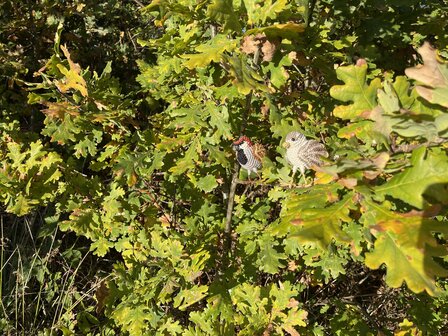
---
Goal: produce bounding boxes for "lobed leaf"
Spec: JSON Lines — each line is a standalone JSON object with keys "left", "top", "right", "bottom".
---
{"left": 243, "top": 0, "right": 289, "bottom": 25}
{"left": 55, "top": 45, "right": 88, "bottom": 97}
{"left": 405, "top": 42, "right": 448, "bottom": 108}
{"left": 245, "top": 22, "right": 306, "bottom": 39}
{"left": 206, "top": 0, "right": 241, "bottom": 31}
{"left": 181, "top": 35, "right": 237, "bottom": 69}
{"left": 281, "top": 185, "right": 353, "bottom": 248}
{"left": 362, "top": 199, "right": 448, "bottom": 296}
{"left": 174, "top": 285, "right": 209, "bottom": 311}
{"left": 330, "top": 64, "right": 381, "bottom": 120}
{"left": 376, "top": 147, "right": 448, "bottom": 209}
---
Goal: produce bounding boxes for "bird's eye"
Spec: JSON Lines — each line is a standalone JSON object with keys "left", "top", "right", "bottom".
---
{"left": 291, "top": 138, "right": 296, "bottom": 141}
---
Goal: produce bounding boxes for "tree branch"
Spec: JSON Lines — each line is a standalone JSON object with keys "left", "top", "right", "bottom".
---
{"left": 391, "top": 137, "right": 446, "bottom": 154}
{"left": 223, "top": 49, "right": 261, "bottom": 251}
{"left": 224, "top": 94, "right": 252, "bottom": 250}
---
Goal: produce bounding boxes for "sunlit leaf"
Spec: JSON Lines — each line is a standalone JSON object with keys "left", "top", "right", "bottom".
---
{"left": 181, "top": 35, "right": 237, "bottom": 69}
{"left": 330, "top": 64, "right": 381, "bottom": 119}
{"left": 405, "top": 42, "right": 448, "bottom": 108}
{"left": 55, "top": 44, "right": 88, "bottom": 97}
{"left": 243, "top": 0, "right": 289, "bottom": 25}
{"left": 245, "top": 22, "right": 306, "bottom": 39}
{"left": 281, "top": 185, "right": 352, "bottom": 248}
{"left": 362, "top": 199, "right": 448, "bottom": 296}
{"left": 196, "top": 175, "right": 218, "bottom": 193}
{"left": 376, "top": 147, "right": 448, "bottom": 209}
{"left": 173, "top": 285, "right": 208, "bottom": 311}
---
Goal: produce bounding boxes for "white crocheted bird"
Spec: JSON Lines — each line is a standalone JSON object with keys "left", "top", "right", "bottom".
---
{"left": 282, "top": 131, "right": 328, "bottom": 185}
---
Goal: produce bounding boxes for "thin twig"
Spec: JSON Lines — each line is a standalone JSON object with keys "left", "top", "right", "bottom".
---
{"left": 224, "top": 165, "right": 239, "bottom": 235}
{"left": 391, "top": 137, "right": 446, "bottom": 154}
{"left": 131, "top": 0, "right": 144, "bottom": 8}
{"left": 126, "top": 29, "right": 138, "bottom": 52}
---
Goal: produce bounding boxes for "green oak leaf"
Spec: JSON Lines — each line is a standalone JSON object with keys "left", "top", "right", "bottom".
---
{"left": 330, "top": 64, "right": 381, "bottom": 120}
{"left": 169, "top": 138, "right": 200, "bottom": 175}
{"left": 377, "top": 81, "right": 400, "bottom": 113}
{"left": 416, "top": 86, "right": 448, "bottom": 108}
{"left": 376, "top": 147, "right": 448, "bottom": 209}
{"left": 337, "top": 118, "right": 389, "bottom": 146}
{"left": 245, "top": 22, "right": 306, "bottom": 39}
{"left": 223, "top": 54, "right": 270, "bottom": 94}
{"left": 90, "top": 237, "right": 114, "bottom": 257}
{"left": 207, "top": 103, "right": 232, "bottom": 140}
{"left": 362, "top": 199, "right": 448, "bottom": 296}
{"left": 243, "top": 0, "right": 289, "bottom": 25}
{"left": 112, "top": 304, "right": 149, "bottom": 335}
{"left": 42, "top": 113, "right": 82, "bottom": 144}
{"left": 262, "top": 53, "right": 292, "bottom": 89}
{"left": 8, "top": 194, "right": 35, "bottom": 216}
{"left": 392, "top": 119, "right": 439, "bottom": 141}
{"left": 74, "top": 137, "right": 98, "bottom": 158}
{"left": 173, "top": 285, "right": 208, "bottom": 311}
{"left": 281, "top": 187, "right": 352, "bottom": 248}
{"left": 258, "top": 234, "right": 286, "bottom": 274}
{"left": 196, "top": 175, "right": 218, "bottom": 193}
{"left": 181, "top": 35, "right": 237, "bottom": 69}
{"left": 206, "top": 0, "right": 241, "bottom": 31}
{"left": 435, "top": 113, "right": 448, "bottom": 134}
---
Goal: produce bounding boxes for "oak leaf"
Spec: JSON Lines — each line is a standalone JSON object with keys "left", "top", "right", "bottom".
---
{"left": 362, "top": 199, "right": 448, "bottom": 296}
{"left": 55, "top": 45, "right": 88, "bottom": 97}
{"left": 405, "top": 42, "right": 448, "bottom": 108}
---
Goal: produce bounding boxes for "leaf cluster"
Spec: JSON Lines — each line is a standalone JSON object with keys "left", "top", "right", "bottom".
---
{"left": 1, "top": 0, "right": 448, "bottom": 335}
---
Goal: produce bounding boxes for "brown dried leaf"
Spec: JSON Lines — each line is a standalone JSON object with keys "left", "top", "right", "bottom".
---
{"left": 262, "top": 323, "right": 274, "bottom": 336}
{"left": 287, "top": 260, "right": 297, "bottom": 271}
{"left": 363, "top": 170, "right": 380, "bottom": 180}
{"left": 371, "top": 152, "right": 390, "bottom": 169}
{"left": 261, "top": 39, "right": 277, "bottom": 62}
{"left": 288, "top": 51, "right": 297, "bottom": 61}
{"left": 241, "top": 35, "right": 260, "bottom": 55}
{"left": 363, "top": 152, "right": 390, "bottom": 180}
{"left": 405, "top": 42, "right": 447, "bottom": 87}
{"left": 287, "top": 298, "right": 299, "bottom": 308}
{"left": 252, "top": 143, "right": 266, "bottom": 162}
{"left": 338, "top": 177, "right": 357, "bottom": 188}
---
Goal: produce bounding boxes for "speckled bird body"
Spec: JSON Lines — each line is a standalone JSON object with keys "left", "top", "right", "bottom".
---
{"left": 283, "top": 131, "right": 328, "bottom": 177}
{"left": 232, "top": 136, "right": 262, "bottom": 175}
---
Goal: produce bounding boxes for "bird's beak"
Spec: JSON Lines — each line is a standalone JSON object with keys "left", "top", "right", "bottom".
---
{"left": 282, "top": 142, "right": 290, "bottom": 149}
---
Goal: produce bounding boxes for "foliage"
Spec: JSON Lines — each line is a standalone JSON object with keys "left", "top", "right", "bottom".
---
{"left": 1, "top": 0, "right": 448, "bottom": 335}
